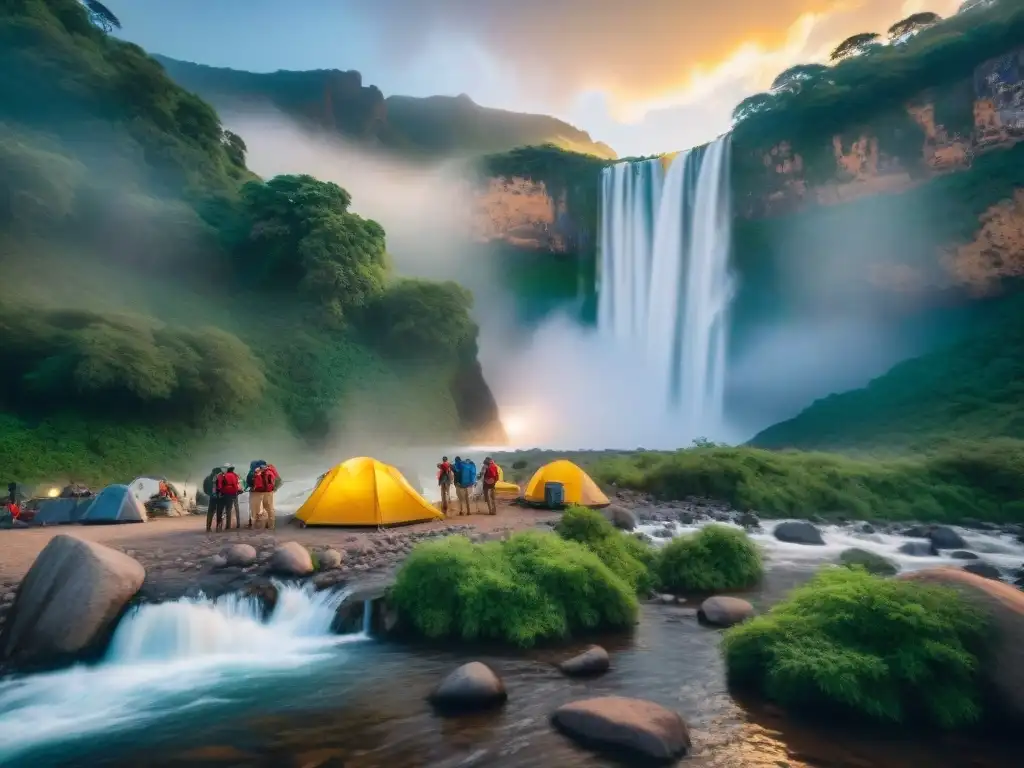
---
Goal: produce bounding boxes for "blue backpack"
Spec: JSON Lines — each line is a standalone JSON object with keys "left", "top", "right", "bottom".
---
{"left": 459, "top": 461, "right": 477, "bottom": 487}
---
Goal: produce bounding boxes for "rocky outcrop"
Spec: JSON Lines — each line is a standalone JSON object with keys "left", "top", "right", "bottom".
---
{"left": 900, "top": 568, "right": 1024, "bottom": 722}
{"left": 269, "top": 542, "right": 314, "bottom": 577}
{"left": 698, "top": 596, "right": 755, "bottom": 627}
{"left": 740, "top": 48, "right": 1024, "bottom": 219}
{"left": 449, "top": 359, "right": 507, "bottom": 445}
{"left": 838, "top": 548, "right": 898, "bottom": 576}
{"left": 429, "top": 662, "right": 507, "bottom": 712}
{"left": 551, "top": 696, "right": 691, "bottom": 761}
{"left": 559, "top": 645, "right": 610, "bottom": 677}
{"left": 943, "top": 190, "right": 1024, "bottom": 296}
{"left": 0, "top": 536, "right": 145, "bottom": 667}
{"left": 470, "top": 177, "right": 571, "bottom": 253}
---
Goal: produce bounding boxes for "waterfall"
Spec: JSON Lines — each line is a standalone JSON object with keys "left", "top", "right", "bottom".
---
{"left": 598, "top": 135, "right": 733, "bottom": 437}
{"left": 106, "top": 582, "right": 356, "bottom": 664}
{"left": 0, "top": 584, "right": 367, "bottom": 761}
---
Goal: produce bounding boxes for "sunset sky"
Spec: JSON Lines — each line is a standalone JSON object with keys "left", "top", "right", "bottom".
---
{"left": 116, "top": 0, "right": 964, "bottom": 157}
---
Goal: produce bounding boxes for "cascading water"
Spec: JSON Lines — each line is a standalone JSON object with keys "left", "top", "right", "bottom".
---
{"left": 598, "top": 135, "right": 733, "bottom": 438}
{"left": 0, "top": 583, "right": 366, "bottom": 762}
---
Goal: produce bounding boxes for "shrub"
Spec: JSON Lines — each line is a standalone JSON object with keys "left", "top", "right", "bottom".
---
{"left": 722, "top": 568, "right": 989, "bottom": 727}
{"left": 656, "top": 525, "right": 763, "bottom": 593}
{"left": 838, "top": 548, "right": 898, "bottom": 576}
{"left": 555, "top": 505, "right": 655, "bottom": 593}
{"left": 391, "top": 531, "right": 638, "bottom": 647}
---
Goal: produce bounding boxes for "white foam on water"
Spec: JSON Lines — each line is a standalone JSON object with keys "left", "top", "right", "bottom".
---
{"left": 0, "top": 583, "right": 367, "bottom": 761}
{"left": 638, "top": 518, "right": 1024, "bottom": 574}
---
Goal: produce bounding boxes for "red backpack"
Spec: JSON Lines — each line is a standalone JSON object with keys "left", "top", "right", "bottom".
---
{"left": 217, "top": 472, "right": 240, "bottom": 496}
{"left": 263, "top": 465, "right": 278, "bottom": 491}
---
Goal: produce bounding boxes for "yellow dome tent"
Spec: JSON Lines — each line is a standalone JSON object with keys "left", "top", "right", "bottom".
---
{"left": 296, "top": 457, "right": 443, "bottom": 527}
{"left": 523, "top": 460, "right": 609, "bottom": 508}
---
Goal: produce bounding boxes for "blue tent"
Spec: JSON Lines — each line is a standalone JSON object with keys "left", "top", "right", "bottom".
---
{"left": 79, "top": 484, "right": 148, "bottom": 525}
{"left": 27, "top": 497, "right": 93, "bottom": 526}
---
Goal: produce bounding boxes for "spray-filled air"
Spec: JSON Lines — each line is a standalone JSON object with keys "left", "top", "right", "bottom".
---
{"left": 598, "top": 135, "right": 733, "bottom": 438}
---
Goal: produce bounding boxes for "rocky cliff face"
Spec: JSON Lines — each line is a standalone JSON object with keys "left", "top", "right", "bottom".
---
{"left": 469, "top": 177, "right": 575, "bottom": 253}
{"left": 742, "top": 48, "right": 1024, "bottom": 218}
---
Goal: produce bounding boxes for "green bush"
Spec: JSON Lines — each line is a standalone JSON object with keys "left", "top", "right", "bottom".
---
{"left": 592, "top": 441, "right": 1024, "bottom": 523}
{"left": 656, "top": 525, "right": 763, "bottom": 594}
{"left": 838, "top": 548, "right": 898, "bottom": 576}
{"left": 363, "top": 278, "right": 478, "bottom": 363}
{"left": 722, "top": 568, "right": 989, "bottom": 727}
{"left": 555, "top": 505, "right": 655, "bottom": 593}
{"left": 391, "top": 531, "right": 638, "bottom": 647}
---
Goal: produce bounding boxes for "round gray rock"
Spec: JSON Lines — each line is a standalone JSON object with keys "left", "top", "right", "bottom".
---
{"left": 551, "top": 696, "right": 690, "bottom": 761}
{"left": 773, "top": 521, "right": 824, "bottom": 546}
{"left": 429, "top": 662, "right": 507, "bottom": 711}
{"left": 698, "top": 596, "right": 755, "bottom": 627}
{"left": 268, "top": 542, "right": 314, "bottom": 576}
{"left": 603, "top": 505, "right": 637, "bottom": 531}
{"left": 222, "top": 543, "right": 257, "bottom": 568}
{"left": 319, "top": 548, "right": 343, "bottom": 570}
{"left": 559, "top": 645, "right": 610, "bottom": 677}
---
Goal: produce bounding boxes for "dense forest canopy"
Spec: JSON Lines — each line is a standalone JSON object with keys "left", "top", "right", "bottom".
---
{"left": 0, "top": 0, "right": 498, "bottom": 482}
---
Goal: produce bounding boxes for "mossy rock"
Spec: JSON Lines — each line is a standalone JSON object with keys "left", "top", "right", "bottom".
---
{"left": 838, "top": 548, "right": 898, "bottom": 576}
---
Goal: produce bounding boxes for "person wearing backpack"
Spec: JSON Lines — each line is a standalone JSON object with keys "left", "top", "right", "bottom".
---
{"left": 249, "top": 463, "right": 279, "bottom": 529}
{"left": 458, "top": 458, "right": 477, "bottom": 516}
{"left": 481, "top": 457, "right": 499, "bottom": 516}
{"left": 215, "top": 464, "right": 242, "bottom": 530}
{"left": 203, "top": 466, "right": 224, "bottom": 532}
{"left": 437, "top": 456, "right": 453, "bottom": 514}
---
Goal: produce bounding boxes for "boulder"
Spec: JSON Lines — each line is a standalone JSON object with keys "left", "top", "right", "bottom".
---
{"left": 738, "top": 511, "right": 760, "bottom": 530}
{"left": 949, "top": 550, "right": 980, "bottom": 560}
{"left": 551, "top": 696, "right": 690, "bottom": 761}
{"left": 928, "top": 526, "right": 967, "bottom": 551}
{"left": 222, "top": 543, "right": 257, "bottom": 568}
{"left": 559, "top": 645, "right": 610, "bottom": 677}
{"left": 319, "top": 548, "right": 343, "bottom": 570}
{"left": 268, "top": 542, "right": 314, "bottom": 576}
{"left": 429, "top": 662, "right": 507, "bottom": 712}
{"left": 603, "top": 505, "right": 637, "bottom": 531}
{"left": 898, "top": 541, "right": 934, "bottom": 557}
{"left": 900, "top": 568, "right": 1024, "bottom": 722}
{"left": 698, "top": 596, "right": 755, "bottom": 627}
{"left": 962, "top": 561, "right": 1001, "bottom": 580}
{"left": 838, "top": 548, "right": 898, "bottom": 576}
{"left": 773, "top": 521, "right": 825, "bottom": 546}
{"left": 0, "top": 536, "right": 145, "bottom": 666}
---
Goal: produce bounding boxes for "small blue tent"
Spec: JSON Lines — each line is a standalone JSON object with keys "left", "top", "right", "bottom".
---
{"left": 79, "top": 484, "right": 148, "bottom": 525}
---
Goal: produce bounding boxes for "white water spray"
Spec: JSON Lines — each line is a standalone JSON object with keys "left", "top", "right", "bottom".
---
{"left": 0, "top": 583, "right": 366, "bottom": 761}
{"left": 598, "top": 135, "right": 733, "bottom": 437}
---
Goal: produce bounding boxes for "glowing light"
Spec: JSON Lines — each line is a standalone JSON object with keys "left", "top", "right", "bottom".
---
{"left": 501, "top": 412, "right": 528, "bottom": 440}
{"left": 46, "top": 487, "right": 59, "bottom": 498}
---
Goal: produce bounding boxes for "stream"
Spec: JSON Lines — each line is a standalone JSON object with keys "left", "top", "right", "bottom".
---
{"left": 0, "top": 525, "right": 1019, "bottom": 767}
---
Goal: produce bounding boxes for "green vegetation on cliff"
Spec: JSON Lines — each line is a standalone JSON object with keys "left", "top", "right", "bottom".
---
{"left": 0, "top": 0, "right": 499, "bottom": 485}
{"left": 153, "top": 56, "right": 616, "bottom": 162}
{"left": 391, "top": 532, "right": 638, "bottom": 647}
{"left": 731, "top": 0, "right": 1024, "bottom": 193}
{"left": 723, "top": 568, "right": 989, "bottom": 727}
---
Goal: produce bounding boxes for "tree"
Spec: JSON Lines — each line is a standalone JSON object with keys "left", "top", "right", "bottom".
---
{"left": 364, "top": 279, "right": 477, "bottom": 362}
{"left": 888, "top": 12, "right": 942, "bottom": 42}
{"left": 240, "top": 174, "right": 388, "bottom": 320}
{"left": 830, "top": 32, "right": 881, "bottom": 61}
{"left": 731, "top": 93, "right": 777, "bottom": 125}
{"left": 80, "top": 0, "right": 121, "bottom": 32}
{"left": 770, "top": 64, "right": 832, "bottom": 94}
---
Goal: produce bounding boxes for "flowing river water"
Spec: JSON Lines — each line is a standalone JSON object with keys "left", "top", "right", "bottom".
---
{"left": 0, "top": 523, "right": 1020, "bottom": 767}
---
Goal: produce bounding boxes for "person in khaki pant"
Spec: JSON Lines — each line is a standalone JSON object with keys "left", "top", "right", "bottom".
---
{"left": 248, "top": 465, "right": 278, "bottom": 529}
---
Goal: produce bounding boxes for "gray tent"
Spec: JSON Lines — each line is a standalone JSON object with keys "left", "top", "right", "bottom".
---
{"left": 79, "top": 484, "right": 148, "bottom": 525}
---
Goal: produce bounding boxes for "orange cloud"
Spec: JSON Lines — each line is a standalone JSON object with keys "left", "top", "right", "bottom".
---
{"left": 345, "top": 0, "right": 963, "bottom": 114}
